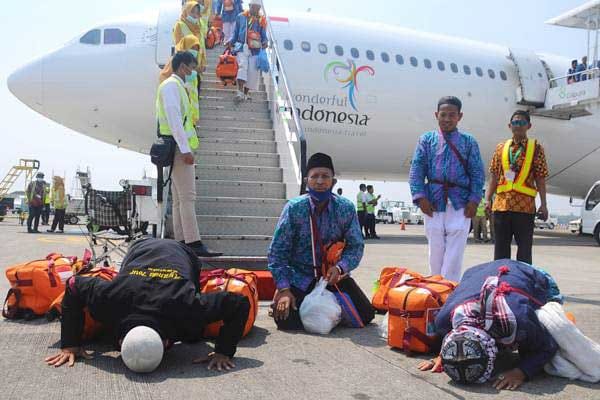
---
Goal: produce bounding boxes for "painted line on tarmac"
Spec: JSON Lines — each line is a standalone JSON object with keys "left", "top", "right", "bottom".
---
{"left": 37, "top": 236, "right": 88, "bottom": 244}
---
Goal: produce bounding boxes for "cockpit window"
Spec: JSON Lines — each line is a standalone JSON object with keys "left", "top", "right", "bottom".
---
{"left": 80, "top": 29, "right": 101, "bottom": 45}
{"left": 104, "top": 28, "right": 126, "bottom": 45}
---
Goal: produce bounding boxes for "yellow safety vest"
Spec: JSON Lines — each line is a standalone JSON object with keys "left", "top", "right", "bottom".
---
{"left": 51, "top": 187, "right": 68, "bottom": 209}
{"left": 44, "top": 186, "right": 51, "bottom": 205}
{"left": 356, "top": 192, "right": 366, "bottom": 211}
{"left": 366, "top": 193, "right": 376, "bottom": 213}
{"left": 156, "top": 75, "right": 199, "bottom": 151}
{"left": 497, "top": 138, "right": 537, "bottom": 197}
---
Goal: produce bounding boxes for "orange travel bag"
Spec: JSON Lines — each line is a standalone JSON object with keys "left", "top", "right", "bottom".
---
{"left": 371, "top": 267, "right": 423, "bottom": 312}
{"left": 387, "top": 274, "right": 457, "bottom": 353}
{"left": 200, "top": 268, "right": 258, "bottom": 338}
{"left": 212, "top": 15, "right": 223, "bottom": 30}
{"left": 3, "top": 253, "right": 76, "bottom": 320}
{"left": 216, "top": 48, "right": 238, "bottom": 86}
{"left": 47, "top": 266, "right": 118, "bottom": 340}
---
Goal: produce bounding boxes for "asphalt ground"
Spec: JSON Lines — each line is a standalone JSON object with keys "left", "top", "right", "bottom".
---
{"left": 0, "top": 220, "right": 599, "bottom": 400}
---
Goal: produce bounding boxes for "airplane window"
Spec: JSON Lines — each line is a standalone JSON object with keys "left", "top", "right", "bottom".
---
{"left": 351, "top": 48, "right": 360, "bottom": 58}
{"left": 335, "top": 45, "right": 344, "bottom": 56}
{"left": 488, "top": 69, "right": 496, "bottom": 79}
{"left": 366, "top": 50, "right": 375, "bottom": 61}
{"left": 450, "top": 63, "right": 458, "bottom": 73}
{"left": 284, "top": 40, "right": 293, "bottom": 50}
{"left": 395, "top": 54, "right": 404, "bottom": 65}
{"left": 104, "top": 28, "right": 126, "bottom": 45}
{"left": 463, "top": 65, "right": 471, "bottom": 75}
{"left": 424, "top": 59, "right": 432, "bottom": 69}
{"left": 500, "top": 70, "right": 508, "bottom": 80}
{"left": 80, "top": 29, "right": 101, "bottom": 45}
{"left": 318, "top": 43, "right": 328, "bottom": 54}
{"left": 381, "top": 52, "right": 390, "bottom": 63}
{"left": 410, "top": 56, "right": 418, "bottom": 67}
{"left": 437, "top": 61, "right": 445, "bottom": 71}
{"left": 301, "top": 41, "right": 311, "bottom": 52}
{"left": 475, "top": 67, "right": 483, "bottom": 77}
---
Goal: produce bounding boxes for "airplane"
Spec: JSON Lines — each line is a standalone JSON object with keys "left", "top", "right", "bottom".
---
{"left": 7, "top": 3, "right": 600, "bottom": 198}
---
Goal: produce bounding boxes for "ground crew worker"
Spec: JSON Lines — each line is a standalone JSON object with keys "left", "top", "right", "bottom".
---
{"left": 485, "top": 110, "right": 549, "bottom": 264}
{"left": 173, "top": 2, "right": 208, "bottom": 72}
{"left": 227, "top": 0, "right": 268, "bottom": 102}
{"left": 47, "top": 176, "right": 67, "bottom": 233}
{"left": 44, "top": 238, "right": 250, "bottom": 372}
{"left": 356, "top": 184, "right": 368, "bottom": 238}
{"left": 409, "top": 96, "right": 485, "bottom": 282}
{"left": 418, "top": 259, "right": 558, "bottom": 391}
{"left": 365, "top": 185, "right": 381, "bottom": 239}
{"left": 268, "top": 153, "right": 374, "bottom": 330}
{"left": 26, "top": 172, "right": 46, "bottom": 233}
{"left": 472, "top": 191, "right": 488, "bottom": 242}
{"left": 156, "top": 51, "right": 221, "bottom": 257}
{"left": 42, "top": 183, "right": 51, "bottom": 225}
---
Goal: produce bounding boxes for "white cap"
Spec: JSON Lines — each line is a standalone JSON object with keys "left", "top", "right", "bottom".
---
{"left": 249, "top": 0, "right": 262, "bottom": 6}
{"left": 120, "top": 326, "right": 164, "bottom": 373}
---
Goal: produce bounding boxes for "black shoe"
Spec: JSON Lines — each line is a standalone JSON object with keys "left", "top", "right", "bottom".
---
{"left": 56, "top": 230, "right": 64, "bottom": 234}
{"left": 46, "top": 229, "right": 55, "bottom": 233}
{"left": 186, "top": 241, "right": 223, "bottom": 257}
{"left": 27, "top": 229, "right": 33, "bottom": 233}
{"left": 372, "top": 235, "right": 381, "bottom": 240}
{"left": 32, "top": 230, "right": 41, "bottom": 233}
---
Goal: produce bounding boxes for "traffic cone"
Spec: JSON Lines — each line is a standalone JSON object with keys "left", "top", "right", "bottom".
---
{"left": 401, "top": 220, "right": 406, "bottom": 231}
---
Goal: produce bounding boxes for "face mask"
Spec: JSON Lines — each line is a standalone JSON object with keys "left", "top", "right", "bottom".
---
{"left": 186, "top": 15, "right": 199, "bottom": 24}
{"left": 198, "top": 5, "right": 205, "bottom": 13}
{"left": 37, "top": 178, "right": 43, "bottom": 182}
{"left": 185, "top": 70, "right": 197, "bottom": 83}
{"left": 308, "top": 188, "right": 332, "bottom": 203}
{"left": 189, "top": 49, "right": 199, "bottom": 59}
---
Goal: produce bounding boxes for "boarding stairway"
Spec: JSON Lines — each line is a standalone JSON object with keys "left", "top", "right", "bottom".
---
{"left": 191, "top": 21, "right": 306, "bottom": 268}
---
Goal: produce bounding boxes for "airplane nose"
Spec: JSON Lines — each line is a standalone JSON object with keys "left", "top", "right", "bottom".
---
{"left": 7, "top": 58, "right": 43, "bottom": 111}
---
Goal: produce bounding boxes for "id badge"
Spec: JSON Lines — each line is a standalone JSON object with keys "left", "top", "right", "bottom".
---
{"left": 505, "top": 170, "right": 516, "bottom": 181}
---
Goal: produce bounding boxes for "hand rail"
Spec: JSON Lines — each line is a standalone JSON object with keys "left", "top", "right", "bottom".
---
{"left": 260, "top": 4, "right": 307, "bottom": 195}
{"left": 549, "top": 67, "right": 600, "bottom": 85}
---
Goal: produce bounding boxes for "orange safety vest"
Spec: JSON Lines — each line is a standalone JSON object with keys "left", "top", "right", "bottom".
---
{"left": 496, "top": 138, "right": 537, "bottom": 197}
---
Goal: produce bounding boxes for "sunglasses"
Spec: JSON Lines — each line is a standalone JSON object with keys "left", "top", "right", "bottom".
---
{"left": 510, "top": 119, "right": 529, "bottom": 127}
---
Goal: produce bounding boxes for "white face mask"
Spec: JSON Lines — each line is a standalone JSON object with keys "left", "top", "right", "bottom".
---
{"left": 37, "top": 178, "right": 43, "bottom": 182}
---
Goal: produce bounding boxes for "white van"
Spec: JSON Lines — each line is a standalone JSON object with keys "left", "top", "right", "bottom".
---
{"left": 581, "top": 181, "right": 600, "bottom": 245}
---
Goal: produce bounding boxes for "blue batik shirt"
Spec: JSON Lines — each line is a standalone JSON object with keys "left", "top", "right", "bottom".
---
{"left": 409, "top": 129, "right": 485, "bottom": 212}
{"left": 268, "top": 194, "right": 364, "bottom": 291}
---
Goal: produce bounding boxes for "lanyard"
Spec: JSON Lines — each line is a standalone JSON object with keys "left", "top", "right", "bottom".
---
{"left": 508, "top": 142, "right": 523, "bottom": 168}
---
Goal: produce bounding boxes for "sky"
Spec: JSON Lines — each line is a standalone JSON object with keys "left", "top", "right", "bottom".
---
{"left": 0, "top": 0, "right": 590, "bottom": 214}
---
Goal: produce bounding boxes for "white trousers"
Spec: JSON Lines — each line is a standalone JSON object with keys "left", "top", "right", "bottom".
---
{"left": 171, "top": 148, "right": 201, "bottom": 244}
{"left": 223, "top": 21, "right": 235, "bottom": 44}
{"left": 424, "top": 204, "right": 471, "bottom": 282}
{"left": 236, "top": 47, "right": 260, "bottom": 91}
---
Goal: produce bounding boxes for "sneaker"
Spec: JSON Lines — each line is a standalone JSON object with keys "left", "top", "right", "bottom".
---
{"left": 186, "top": 241, "right": 223, "bottom": 257}
{"left": 235, "top": 91, "right": 245, "bottom": 102}
{"left": 245, "top": 93, "right": 252, "bottom": 101}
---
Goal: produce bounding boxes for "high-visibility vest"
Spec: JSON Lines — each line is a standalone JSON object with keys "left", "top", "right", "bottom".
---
{"left": 52, "top": 187, "right": 68, "bottom": 209}
{"left": 44, "top": 186, "right": 51, "bottom": 205}
{"left": 497, "top": 138, "right": 537, "bottom": 197}
{"left": 476, "top": 198, "right": 486, "bottom": 217}
{"left": 366, "top": 193, "right": 376, "bottom": 213}
{"left": 356, "top": 192, "right": 366, "bottom": 211}
{"left": 155, "top": 75, "right": 199, "bottom": 151}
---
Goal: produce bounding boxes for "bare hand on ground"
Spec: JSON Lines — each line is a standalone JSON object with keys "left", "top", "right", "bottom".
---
{"left": 193, "top": 352, "right": 236, "bottom": 371}
{"left": 45, "top": 347, "right": 92, "bottom": 368}
{"left": 417, "top": 356, "right": 443, "bottom": 373}
{"left": 493, "top": 368, "right": 526, "bottom": 391}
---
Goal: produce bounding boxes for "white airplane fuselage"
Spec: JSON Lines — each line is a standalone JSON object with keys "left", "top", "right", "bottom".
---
{"left": 8, "top": 4, "right": 600, "bottom": 197}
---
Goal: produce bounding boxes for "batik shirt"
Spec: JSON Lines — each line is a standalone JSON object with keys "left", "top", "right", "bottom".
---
{"left": 268, "top": 194, "right": 364, "bottom": 291}
{"left": 409, "top": 130, "right": 485, "bottom": 212}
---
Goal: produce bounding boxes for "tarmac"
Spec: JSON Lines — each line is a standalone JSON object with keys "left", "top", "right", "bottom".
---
{"left": 0, "top": 220, "right": 599, "bottom": 400}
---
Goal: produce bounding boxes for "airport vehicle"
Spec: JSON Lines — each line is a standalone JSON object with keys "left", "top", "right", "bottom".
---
{"left": 569, "top": 218, "right": 582, "bottom": 234}
{"left": 377, "top": 201, "right": 409, "bottom": 224}
{"left": 7, "top": 4, "right": 600, "bottom": 198}
{"left": 580, "top": 180, "right": 600, "bottom": 245}
{"left": 535, "top": 216, "right": 558, "bottom": 230}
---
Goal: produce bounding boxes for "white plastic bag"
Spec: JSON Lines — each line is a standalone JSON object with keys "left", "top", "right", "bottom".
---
{"left": 379, "top": 313, "right": 389, "bottom": 339}
{"left": 300, "top": 278, "right": 342, "bottom": 334}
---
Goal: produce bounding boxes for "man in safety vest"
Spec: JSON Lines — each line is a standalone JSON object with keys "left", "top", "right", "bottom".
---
{"left": 156, "top": 51, "right": 221, "bottom": 257}
{"left": 42, "top": 183, "right": 51, "bottom": 225}
{"left": 356, "top": 183, "right": 368, "bottom": 238}
{"left": 485, "top": 110, "right": 549, "bottom": 264}
{"left": 365, "top": 185, "right": 381, "bottom": 239}
{"left": 472, "top": 191, "right": 488, "bottom": 243}
{"left": 26, "top": 172, "right": 47, "bottom": 233}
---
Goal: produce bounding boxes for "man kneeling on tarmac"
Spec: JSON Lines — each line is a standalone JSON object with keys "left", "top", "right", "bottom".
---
{"left": 418, "top": 259, "right": 559, "bottom": 390}
{"left": 267, "top": 152, "right": 375, "bottom": 330}
{"left": 45, "top": 238, "right": 250, "bottom": 373}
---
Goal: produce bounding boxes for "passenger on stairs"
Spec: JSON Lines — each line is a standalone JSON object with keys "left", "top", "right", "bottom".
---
{"left": 160, "top": 35, "right": 202, "bottom": 126}
{"left": 174, "top": 2, "right": 208, "bottom": 73}
{"left": 268, "top": 153, "right": 375, "bottom": 331}
{"left": 156, "top": 52, "right": 222, "bottom": 257}
{"left": 226, "top": 0, "right": 268, "bottom": 102}
{"left": 216, "top": 0, "right": 243, "bottom": 45}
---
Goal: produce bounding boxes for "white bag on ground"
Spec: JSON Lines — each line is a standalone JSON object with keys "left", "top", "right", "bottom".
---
{"left": 379, "top": 313, "right": 389, "bottom": 339}
{"left": 300, "top": 278, "right": 342, "bottom": 334}
{"left": 536, "top": 302, "right": 600, "bottom": 383}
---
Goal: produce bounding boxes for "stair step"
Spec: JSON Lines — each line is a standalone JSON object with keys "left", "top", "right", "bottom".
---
{"left": 197, "top": 125, "right": 274, "bottom": 135}
{"left": 203, "top": 79, "right": 266, "bottom": 91}
{"left": 196, "top": 196, "right": 286, "bottom": 217}
{"left": 199, "top": 97, "right": 270, "bottom": 111}
{"left": 199, "top": 236, "right": 272, "bottom": 257}
{"left": 196, "top": 165, "right": 282, "bottom": 182}
{"left": 200, "top": 105, "right": 271, "bottom": 120}
{"left": 198, "top": 128, "right": 274, "bottom": 141}
{"left": 200, "top": 117, "right": 272, "bottom": 130}
{"left": 196, "top": 180, "right": 286, "bottom": 199}
{"left": 195, "top": 150, "right": 279, "bottom": 167}
{"left": 197, "top": 216, "right": 278, "bottom": 236}
{"left": 201, "top": 138, "right": 276, "bottom": 153}
{"left": 200, "top": 88, "right": 268, "bottom": 101}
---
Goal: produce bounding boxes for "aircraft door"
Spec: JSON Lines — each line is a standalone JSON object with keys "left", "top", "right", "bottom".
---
{"left": 156, "top": 4, "right": 178, "bottom": 67}
{"left": 509, "top": 48, "right": 549, "bottom": 106}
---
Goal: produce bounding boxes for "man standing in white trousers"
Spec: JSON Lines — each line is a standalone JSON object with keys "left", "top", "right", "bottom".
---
{"left": 408, "top": 96, "right": 485, "bottom": 281}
